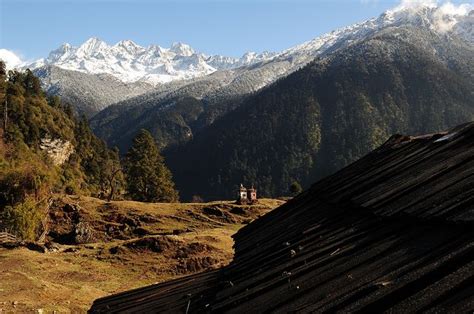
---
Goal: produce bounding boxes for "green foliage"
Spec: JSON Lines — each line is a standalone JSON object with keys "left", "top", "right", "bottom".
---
{"left": 289, "top": 181, "right": 303, "bottom": 196}
{"left": 2, "top": 69, "right": 75, "bottom": 147}
{"left": 2, "top": 197, "right": 45, "bottom": 241}
{"left": 0, "top": 63, "right": 126, "bottom": 199}
{"left": 69, "top": 115, "right": 125, "bottom": 197}
{"left": 0, "top": 150, "right": 56, "bottom": 206}
{"left": 124, "top": 130, "right": 178, "bottom": 202}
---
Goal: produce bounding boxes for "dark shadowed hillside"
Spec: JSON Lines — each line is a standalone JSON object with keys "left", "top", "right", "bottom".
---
{"left": 166, "top": 26, "right": 474, "bottom": 200}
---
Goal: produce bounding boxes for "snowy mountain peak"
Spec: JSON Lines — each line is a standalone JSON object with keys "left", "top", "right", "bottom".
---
{"left": 113, "top": 40, "right": 145, "bottom": 57}
{"left": 116, "top": 39, "right": 138, "bottom": 47}
{"left": 114, "top": 40, "right": 142, "bottom": 52}
{"left": 76, "top": 37, "right": 109, "bottom": 57}
{"left": 24, "top": 38, "right": 271, "bottom": 85}
{"left": 170, "top": 42, "right": 195, "bottom": 56}
{"left": 47, "top": 43, "right": 74, "bottom": 63}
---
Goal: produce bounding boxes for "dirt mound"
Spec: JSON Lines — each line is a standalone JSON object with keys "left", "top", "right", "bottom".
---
{"left": 103, "top": 211, "right": 141, "bottom": 228}
{"left": 229, "top": 207, "right": 248, "bottom": 215}
{"left": 202, "top": 206, "right": 225, "bottom": 217}
{"left": 124, "top": 236, "right": 177, "bottom": 253}
{"left": 174, "top": 242, "right": 212, "bottom": 258}
{"left": 48, "top": 200, "right": 97, "bottom": 244}
{"left": 198, "top": 206, "right": 239, "bottom": 224}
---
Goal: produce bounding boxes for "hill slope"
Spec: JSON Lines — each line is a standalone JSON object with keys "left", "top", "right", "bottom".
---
{"left": 89, "top": 54, "right": 312, "bottom": 151}
{"left": 0, "top": 196, "right": 283, "bottom": 312}
{"left": 166, "top": 24, "right": 474, "bottom": 200}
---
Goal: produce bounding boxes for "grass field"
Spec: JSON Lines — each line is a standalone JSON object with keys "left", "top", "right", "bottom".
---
{"left": 0, "top": 196, "right": 284, "bottom": 312}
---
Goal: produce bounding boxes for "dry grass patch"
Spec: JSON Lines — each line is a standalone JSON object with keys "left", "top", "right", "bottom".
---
{"left": 0, "top": 196, "right": 284, "bottom": 312}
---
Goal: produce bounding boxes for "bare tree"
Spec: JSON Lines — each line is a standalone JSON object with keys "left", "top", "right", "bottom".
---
{"left": 107, "top": 165, "right": 123, "bottom": 202}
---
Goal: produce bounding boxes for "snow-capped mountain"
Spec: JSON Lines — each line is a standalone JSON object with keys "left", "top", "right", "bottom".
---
{"left": 279, "top": 1, "right": 473, "bottom": 60}
{"left": 25, "top": 39, "right": 275, "bottom": 85}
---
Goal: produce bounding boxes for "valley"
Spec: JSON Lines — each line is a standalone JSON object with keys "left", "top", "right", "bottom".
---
{"left": 0, "top": 196, "right": 284, "bottom": 312}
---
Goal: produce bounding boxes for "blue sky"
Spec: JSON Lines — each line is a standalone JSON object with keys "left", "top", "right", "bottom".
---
{"left": 0, "top": 0, "right": 469, "bottom": 60}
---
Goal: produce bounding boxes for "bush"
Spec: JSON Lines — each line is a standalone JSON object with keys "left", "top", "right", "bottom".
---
{"left": 1, "top": 197, "right": 45, "bottom": 241}
{"left": 0, "top": 154, "right": 56, "bottom": 207}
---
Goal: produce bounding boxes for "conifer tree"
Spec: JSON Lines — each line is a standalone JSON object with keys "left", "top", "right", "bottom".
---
{"left": 124, "top": 129, "right": 178, "bottom": 202}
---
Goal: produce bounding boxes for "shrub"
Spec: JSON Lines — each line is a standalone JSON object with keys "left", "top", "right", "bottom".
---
{"left": 1, "top": 197, "right": 45, "bottom": 241}
{"left": 0, "top": 154, "right": 56, "bottom": 207}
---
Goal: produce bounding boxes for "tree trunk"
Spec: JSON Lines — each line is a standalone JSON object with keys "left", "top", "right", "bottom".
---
{"left": 107, "top": 183, "right": 115, "bottom": 202}
{"left": 3, "top": 97, "right": 7, "bottom": 131}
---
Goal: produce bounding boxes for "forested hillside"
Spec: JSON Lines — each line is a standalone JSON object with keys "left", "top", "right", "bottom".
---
{"left": 90, "top": 61, "right": 298, "bottom": 152}
{"left": 0, "top": 61, "right": 124, "bottom": 239}
{"left": 166, "top": 26, "right": 474, "bottom": 200}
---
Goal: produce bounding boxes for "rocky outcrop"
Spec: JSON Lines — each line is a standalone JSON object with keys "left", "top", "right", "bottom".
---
{"left": 40, "top": 137, "right": 74, "bottom": 166}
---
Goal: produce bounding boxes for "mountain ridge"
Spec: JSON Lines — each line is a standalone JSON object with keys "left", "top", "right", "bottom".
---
{"left": 23, "top": 38, "right": 276, "bottom": 85}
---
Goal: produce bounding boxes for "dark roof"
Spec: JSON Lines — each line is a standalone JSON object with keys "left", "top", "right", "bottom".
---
{"left": 90, "top": 122, "right": 474, "bottom": 313}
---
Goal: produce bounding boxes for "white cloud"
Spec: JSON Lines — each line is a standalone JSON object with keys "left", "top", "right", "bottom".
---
{"left": 392, "top": 0, "right": 473, "bottom": 13}
{"left": 387, "top": 0, "right": 473, "bottom": 33}
{"left": 393, "top": 0, "right": 438, "bottom": 11}
{"left": 437, "top": 2, "right": 472, "bottom": 16}
{"left": 0, "top": 49, "right": 24, "bottom": 70}
{"left": 433, "top": 2, "right": 473, "bottom": 32}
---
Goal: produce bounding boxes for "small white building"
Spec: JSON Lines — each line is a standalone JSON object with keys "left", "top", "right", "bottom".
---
{"left": 237, "top": 184, "right": 257, "bottom": 204}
